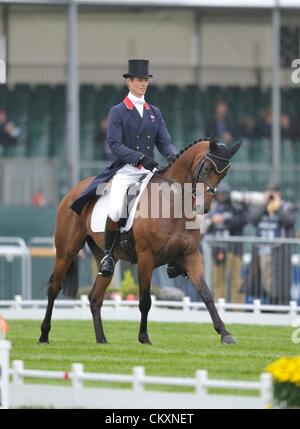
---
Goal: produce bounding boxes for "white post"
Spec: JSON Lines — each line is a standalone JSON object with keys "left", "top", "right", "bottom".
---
{"left": 0, "top": 340, "right": 11, "bottom": 409}
{"left": 113, "top": 294, "right": 121, "bottom": 319}
{"left": 253, "top": 299, "right": 261, "bottom": 316}
{"left": 217, "top": 298, "right": 226, "bottom": 316}
{"left": 80, "top": 295, "right": 89, "bottom": 309}
{"left": 14, "top": 295, "right": 22, "bottom": 311}
{"left": 72, "top": 363, "right": 84, "bottom": 408}
{"left": 12, "top": 360, "right": 24, "bottom": 408}
{"left": 260, "top": 372, "right": 273, "bottom": 409}
{"left": 12, "top": 360, "right": 24, "bottom": 386}
{"left": 289, "top": 300, "right": 297, "bottom": 320}
{"left": 133, "top": 366, "right": 144, "bottom": 394}
{"left": 195, "top": 370, "right": 207, "bottom": 398}
{"left": 151, "top": 295, "right": 156, "bottom": 309}
{"left": 183, "top": 296, "right": 191, "bottom": 318}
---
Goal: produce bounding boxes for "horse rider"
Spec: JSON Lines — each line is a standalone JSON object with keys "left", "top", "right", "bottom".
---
{"left": 70, "top": 59, "right": 178, "bottom": 277}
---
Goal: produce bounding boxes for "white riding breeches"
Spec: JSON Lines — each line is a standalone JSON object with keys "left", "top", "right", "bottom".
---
{"left": 108, "top": 164, "right": 148, "bottom": 222}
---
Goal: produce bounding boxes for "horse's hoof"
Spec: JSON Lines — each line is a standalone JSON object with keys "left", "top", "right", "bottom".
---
{"left": 221, "top": 335, "right": 237, "bottom": 345}
{"left": 140, "top": 340, "right": 152, "bottom": 345}
{"left": 138, "top": 334, "right": 152, "bottom": 345}
{"left": 38, "top": 337, "right": 49, "bottom": 344}
{"left": 97, "top": 338, "right": 108, "bottom": 344}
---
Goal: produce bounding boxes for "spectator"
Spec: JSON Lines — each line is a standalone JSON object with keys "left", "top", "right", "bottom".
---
{"left": 31, "top": 190, "right": 47, "bottom": 207}
{"left": 94, "top": 117, "right": 115, "bottom": 161}
{"left": 238, "top": 115, "right": 257, "bottom": 140}
{"left": 0, "top": 109, "right": 19, "bottom": 147}
{"left": 280, "top": 113, "right": 291, "bottom": 139}
{"left": 290, "top": 110, "right": 300, "bottom": 141}
{"left": 247, "top": 182, "right": 297, "bottom": 304}
{"left": 255, "top": 108, "right": 291, "bottom": 139}
{"left": 255, "top": 107, "right": 272, "bottom": 138}
{"left": 205, "top": 182, "right": 247, "bottom": 303}
{"left": 205, "top": 100, "right": 234, "bottom": 144}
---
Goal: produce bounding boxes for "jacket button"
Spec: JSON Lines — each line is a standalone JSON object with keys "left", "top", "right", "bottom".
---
{"left": 136, "top": 146, "right": 140, "bottom": 149}
{"left": 147, "top": 135, "right": 150, "bottom": 139}
{"left": 147, "top": 146, "right": 150, "bottom": 149}
{"left": 137, "top": 135, "right": 139, "bottom": 138}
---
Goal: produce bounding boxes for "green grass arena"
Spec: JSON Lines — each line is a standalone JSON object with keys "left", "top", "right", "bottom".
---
{"left": 7, "top": 320, "right": 298, "bottom": 394}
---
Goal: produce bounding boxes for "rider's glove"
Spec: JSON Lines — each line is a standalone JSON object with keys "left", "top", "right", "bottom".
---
{"left": 138, "top": 155, "right": 159, "bottom": 172}
{"left": 167, "top": 153, "right": 178, "bottom": 163}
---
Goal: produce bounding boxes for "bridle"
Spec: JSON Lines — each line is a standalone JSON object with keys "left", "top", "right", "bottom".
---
{"left": 192, "top": 152, "right": 231, "bottom": 198}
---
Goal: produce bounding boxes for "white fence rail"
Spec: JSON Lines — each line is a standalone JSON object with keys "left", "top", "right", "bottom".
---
{"left": 0, "top": 340, "right": 273, "bottom": 409}
{"left": 1, "top": 295, "right": 299, "bottom": 326}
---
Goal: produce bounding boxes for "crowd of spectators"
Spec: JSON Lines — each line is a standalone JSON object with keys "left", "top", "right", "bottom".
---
{"left": 205, "top": 100, "right": 300, "bottom": 143}
{"left": 204, "top": 181, "right": 298, "bottom": 305}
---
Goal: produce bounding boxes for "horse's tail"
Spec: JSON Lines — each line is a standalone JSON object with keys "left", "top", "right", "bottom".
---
{"left": 61, "top": 257, "right": 79, "bottom": 298}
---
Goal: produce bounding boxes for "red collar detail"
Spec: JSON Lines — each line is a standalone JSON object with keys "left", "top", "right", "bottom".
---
{"left": 124, "top": 96, "right": 150, "bottom": 110}
{"left": 124, "top": 96, "right": 134, "bottom": 110}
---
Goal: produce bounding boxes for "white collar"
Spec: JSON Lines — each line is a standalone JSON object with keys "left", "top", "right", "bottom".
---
{"left": 128, "top": 92, "right": 145, "bottom": 105}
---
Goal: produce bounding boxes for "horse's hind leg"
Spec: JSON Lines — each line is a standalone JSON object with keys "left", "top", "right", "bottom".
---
{"left": 184, "top": 251, "right": 236, "bottom": 345}
{"left": 137, "top": 252, "right": 154, "bottom": 345}
{"left": 39, "top": 254, "right": 77, "bottom": 343}
{"left": 88, "top": 273, "right": 113, "bottom": 343}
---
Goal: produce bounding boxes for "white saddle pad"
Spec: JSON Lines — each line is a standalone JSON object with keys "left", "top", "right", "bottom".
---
{"left": 91, "top": 172, "right": 153, "bottom": 233}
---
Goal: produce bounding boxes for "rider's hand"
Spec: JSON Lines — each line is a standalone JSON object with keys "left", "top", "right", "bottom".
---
{"left": 167, "top": 153, "right": 178, "bottom": 163}
{"left": 138, "top": 155, "right": 158, "bottom": 172}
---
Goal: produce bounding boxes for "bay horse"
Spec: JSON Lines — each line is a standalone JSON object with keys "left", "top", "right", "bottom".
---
{"left": 39, "top": 139, "right": 241, "bottom": 346}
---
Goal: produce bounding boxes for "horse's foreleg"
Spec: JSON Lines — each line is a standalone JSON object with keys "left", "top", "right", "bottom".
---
{"left": 89, "top": 274, "right": 112, "bottom": 343}
{"left": 184, "top": 251, "right": 236, "bottom": 344}
{"left": 137, "top": 254, "right": 154, "bottom": 344}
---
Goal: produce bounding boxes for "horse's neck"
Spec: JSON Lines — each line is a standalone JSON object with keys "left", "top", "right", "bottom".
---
{"left": 163, "top": 143, "right": 208, "bottom": 184}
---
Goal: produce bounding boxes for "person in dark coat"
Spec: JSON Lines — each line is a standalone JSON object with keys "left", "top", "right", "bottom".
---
{"left": 94, "top": 116, "right": 115, "bottom": 161}
{"left": 205, "top": 182, "right": 247, "bottom": 303}
{"left": 247, "top": 182, "right": 297, "bottom": 304}
{"left": 0, "top": 109, "right": 19, "bottom": 147}
{"left": 205, "top": 101, "right": 234, "bottom": 144}
{"left": 70, "top": 59, "right": 177, "bottom": 277}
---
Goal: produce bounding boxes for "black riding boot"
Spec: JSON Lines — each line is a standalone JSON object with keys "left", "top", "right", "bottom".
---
{"left": 98, "top": 218, "right": 119, "bottom": 277}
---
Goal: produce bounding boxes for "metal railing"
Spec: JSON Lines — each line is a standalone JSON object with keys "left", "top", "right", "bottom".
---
{"left": 0, "top": 236, "right": 122, "bottom": 300}
{"left": 0, "top": 238, "right": 31, "bottom": 300}
{"left": 1, "top": 234, "right": 300, "bottom": 305}
{"left": 202, "top": 235, "right": 300, "bottom": 306}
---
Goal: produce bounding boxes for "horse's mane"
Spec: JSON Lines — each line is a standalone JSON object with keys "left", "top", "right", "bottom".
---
{"left": 160, "top": 138, "right": 216, "bottom": 174}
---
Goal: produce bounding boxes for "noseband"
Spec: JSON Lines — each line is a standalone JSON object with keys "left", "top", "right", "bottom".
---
{"left": 192, "top": 152, "right": 231, "bottom": 197}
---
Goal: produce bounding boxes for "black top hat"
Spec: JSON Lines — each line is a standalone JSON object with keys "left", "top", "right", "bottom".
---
{"left": 123, "top": 59, "right": 153, "bottom": 79}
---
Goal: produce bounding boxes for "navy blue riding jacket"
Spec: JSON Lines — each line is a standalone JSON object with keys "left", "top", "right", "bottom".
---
{"left": 70, "top": 96, "right": 177, "bottom": 215}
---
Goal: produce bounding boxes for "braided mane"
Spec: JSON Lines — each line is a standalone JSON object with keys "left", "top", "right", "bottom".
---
{"left": 160, "top": 138, "right": 217, "bottom": 173}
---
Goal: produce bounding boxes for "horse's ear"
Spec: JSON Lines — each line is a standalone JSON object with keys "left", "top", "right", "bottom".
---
{"left": 228, "top": 140, "right": 242, "bottom": 158}
{"left": 209, "top": 139, "right": 218, "bottom": 151}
